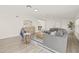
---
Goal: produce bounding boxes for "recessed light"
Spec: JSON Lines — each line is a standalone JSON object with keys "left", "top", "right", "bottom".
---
{"left": 34, "top": 9, "right": 38, "bottom": 12}
{"left": 16, "top": 16, "right": 19, "bottom": 18}
{"left": 26, "top": 5, "right": 32, "bottom": 8}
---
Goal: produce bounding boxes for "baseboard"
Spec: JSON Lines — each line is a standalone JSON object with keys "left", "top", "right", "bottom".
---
{"left": 0, "top": 34, "right": 19, "bottom": 40}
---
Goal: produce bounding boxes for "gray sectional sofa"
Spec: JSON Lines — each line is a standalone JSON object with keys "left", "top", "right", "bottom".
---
{"left": 42, "top": 28, "right": 68, "bottom": 53}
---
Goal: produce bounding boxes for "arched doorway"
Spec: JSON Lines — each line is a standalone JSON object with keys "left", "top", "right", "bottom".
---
{"left": 75, "top": 19, "right": 79, "bottom": 40}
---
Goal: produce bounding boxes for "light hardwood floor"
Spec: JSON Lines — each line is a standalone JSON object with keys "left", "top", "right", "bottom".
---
{"left": 66, "top": 32, "right": 79, "bottom": 53}
{"left": 1, "top": 32, "right": 79, "bottom": 53}
{"left": 0, "top": 37, "right": 52, "bottom": 53}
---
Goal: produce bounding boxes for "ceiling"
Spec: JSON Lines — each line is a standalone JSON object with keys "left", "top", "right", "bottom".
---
{"left": 0, "top": 5, "right": 79, "bottom": 20}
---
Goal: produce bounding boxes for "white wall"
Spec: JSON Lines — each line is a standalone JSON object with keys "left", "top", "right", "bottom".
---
{"left": 24, "top": 17, "right": 46, "bottom": 32}
{"left": 0, "top": 14, "right": 75, "bottom": 39}
{"left": 75, "top": 19, "right": 79, "bottom": 40}
{"left": 74, "top": 14, "right": 79, "bottom": 40}
{"left": 0, "top": 15, "right": 23, "bottom": 39}
{"left": 45, "top": 19, "right": 74, "bottom": 31}
{"left": 0, "top": 16, "right": 45, "bottom": 39}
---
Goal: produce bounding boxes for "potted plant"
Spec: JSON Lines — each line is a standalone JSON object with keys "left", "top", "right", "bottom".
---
{"left": 68, "top": 21, "right": 75, "bottom": 32}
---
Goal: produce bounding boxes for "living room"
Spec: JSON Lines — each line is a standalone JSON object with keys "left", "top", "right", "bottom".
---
{"left": 0, "top": 5, "right": 79, "bottom": 53}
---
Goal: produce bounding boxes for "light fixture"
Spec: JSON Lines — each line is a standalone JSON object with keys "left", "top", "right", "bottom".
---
{"left": 34, "top": 9, "right": 38, "bottom": 12}
{"left": 16, "top": 16, "right": 19, "bottom": 18}
{"left": 26, "top": 5, "right": 32, "bottom": 8}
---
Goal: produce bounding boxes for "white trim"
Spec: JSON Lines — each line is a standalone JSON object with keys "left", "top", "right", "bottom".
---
{"left": 0, "top": 34, "right": 19, "bottom": 40}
